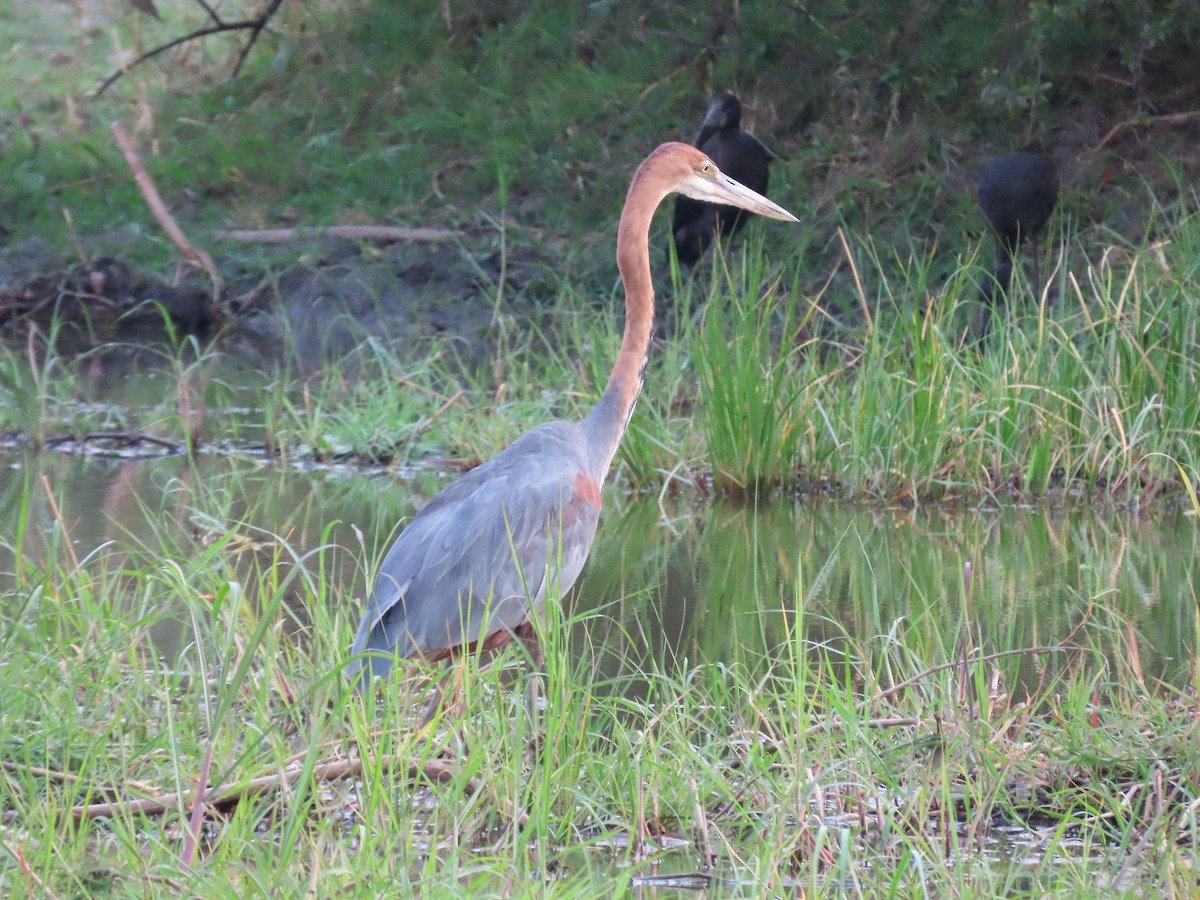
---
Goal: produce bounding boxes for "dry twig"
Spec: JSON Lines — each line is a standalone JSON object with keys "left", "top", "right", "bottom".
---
{"left": 1095, "top": 109, "right": 1200, "bottom": 150}
{"left": 94, "top": 0, "right": 285, "bottom": 98}
{"left": 111, "top": 123, "right": 223, "bottom": 302}
{"left": 51, "top": 754, "right": 487, "bottom": 824}
{"left": 1, "top": 761, "right": 80, "bottom": 784}
{"left": 213, "top": 225, "right": 459, "bottom": 244}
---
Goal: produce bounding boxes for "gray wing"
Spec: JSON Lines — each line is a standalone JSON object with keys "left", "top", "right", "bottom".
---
{"left": 348, "top": 421, "right": 602, "bottom": 684}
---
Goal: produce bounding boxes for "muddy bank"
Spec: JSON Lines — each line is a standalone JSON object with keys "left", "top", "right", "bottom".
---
{"left": 0, "top": 235, "right": 552, "bottom": 370}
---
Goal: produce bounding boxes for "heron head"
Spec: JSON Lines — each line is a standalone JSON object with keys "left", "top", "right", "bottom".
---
{"left": 667, "top": 144, "right": 796, "bottom": 223}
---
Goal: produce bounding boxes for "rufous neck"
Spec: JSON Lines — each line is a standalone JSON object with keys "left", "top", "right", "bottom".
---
{"left": 581, "top": 175, "right": 664, "bottom": 482}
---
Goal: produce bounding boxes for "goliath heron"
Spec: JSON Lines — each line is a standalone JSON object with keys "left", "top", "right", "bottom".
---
{"left": 350, "top": 142, "right": 797, "bottom": 686}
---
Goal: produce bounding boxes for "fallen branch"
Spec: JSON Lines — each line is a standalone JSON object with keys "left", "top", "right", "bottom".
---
{"left": 57, "top": 755, "right": 483, "bottom": 823}
{"left": 94, "top": 0, "right": 285, "bottom": 98}
{"left": 111, "top": 123, "right": 223, "bottom": 302}
{"left": 2, "top": 760, "right": 163, "bottom": 799}
{"left": 1095, "top": 109, "right": 1200, "bottom": 151}
{"left": 213, "top": 225, "right": 460, "bottom": 244}
{"left": 1, "top": 760, "right": 80, "bottom": 784}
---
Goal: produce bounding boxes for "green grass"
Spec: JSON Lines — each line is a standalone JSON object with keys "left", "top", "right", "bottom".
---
{"left": 10, "top": 202, "right": 1199, "bottom": 506}
{"left": 4, "top": 3, "right": 1200, "bottom": 895}
{"left": 2, "top": 457, "right": 1198, "bottom": 895}
{"left": 5, "top": 0, "right": 1197, "bottom": 282}
{"left": 694, "top": 239, "right": 811, "bottom": 495}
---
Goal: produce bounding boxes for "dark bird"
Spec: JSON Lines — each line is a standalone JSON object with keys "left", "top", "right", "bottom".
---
{"left": 671, "top": 93, "right": 771, "bottom": 267}
{"left": 350, "top": 142, "right": 797, "bottom": 685}
{"left": 977, "top": 150, "right": 1059, "bottom": 304}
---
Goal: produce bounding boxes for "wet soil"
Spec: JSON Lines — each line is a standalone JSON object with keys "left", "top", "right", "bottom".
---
{"left": 0, "top": 234, "right": 552, "bottom": 371}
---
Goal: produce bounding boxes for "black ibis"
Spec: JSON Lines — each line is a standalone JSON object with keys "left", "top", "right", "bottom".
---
{"left": 977, "top": 149, "right": 1059, "bottom": 303}
{"left": 671, "top": 94, "right": 772, "bottom": 267}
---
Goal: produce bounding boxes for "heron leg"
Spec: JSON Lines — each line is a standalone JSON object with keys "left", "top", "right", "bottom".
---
{"left": 417, "top": 659, "right": 458, "bottom": 727}
{"left": 516, "top": 623, "right": 546, "bottom": 750}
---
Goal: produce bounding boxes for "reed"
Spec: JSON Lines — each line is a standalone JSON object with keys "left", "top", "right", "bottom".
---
{"left": 3, "top": 464, "right": 1196, "bottom": 894}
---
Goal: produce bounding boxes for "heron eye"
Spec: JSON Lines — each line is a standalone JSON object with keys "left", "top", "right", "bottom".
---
{"left": 701, "top": 162, "right": 712, "bottom": 174}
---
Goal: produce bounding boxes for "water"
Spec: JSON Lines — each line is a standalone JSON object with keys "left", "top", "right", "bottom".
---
{"left": 1, "top": 448, "right": 1195, "bottom": 687}
{"left": 2, "top": 443, "right": 1196, "bottom": 894}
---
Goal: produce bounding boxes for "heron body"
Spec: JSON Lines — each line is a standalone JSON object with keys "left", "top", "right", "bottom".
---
{"left": 672, "top": 94, "right": 771, "bottom": 267}
{"left": 977, "top": 150, "right": 1059, "bottom": 300}
{"left": 350, "top": 142, "right": 797, "bottom": 685}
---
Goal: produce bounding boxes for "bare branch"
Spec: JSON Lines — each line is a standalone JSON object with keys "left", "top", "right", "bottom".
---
{"left": 93, "top": 0, "right": 286, "bottom": 99}
{"left": 1095, "top": 109, "right": 1200, "bottom": 151}
{"left": 213, "top": 225, "right": 461, "bottom": 243}
{"left": 127, "top": 0, "right": 161, "bottom": 20}
{"left": 55, "top": 755, "right": 480, "bottom": 823}
{"left": 192, "top": 0, "right": 225, "bottom": 26}
{"left": 231, "top": 0, "right": 284, "bottom": 78}
{"left": 111, "top": 122, "right": 223, "bottom": 301}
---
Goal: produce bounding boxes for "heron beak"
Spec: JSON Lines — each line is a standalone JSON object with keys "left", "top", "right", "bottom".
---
{"left": 683, "top": 171, "right": 798, "bottom": 223}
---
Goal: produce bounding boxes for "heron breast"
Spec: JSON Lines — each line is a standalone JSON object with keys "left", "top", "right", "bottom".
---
{"left": 574, "top": 471, "right": 602, "bottom": 508}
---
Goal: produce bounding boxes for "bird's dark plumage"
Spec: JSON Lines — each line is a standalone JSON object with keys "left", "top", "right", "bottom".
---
{"left": 671, "top": 94, "right": 770, "bottom": 266}
{"left": 977, "top": 150, "right": 1059, "bottom": 301}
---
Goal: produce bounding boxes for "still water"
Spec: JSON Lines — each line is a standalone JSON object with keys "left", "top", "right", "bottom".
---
{"left": 2, "top": 449, "right": 1196, "bottom": 687}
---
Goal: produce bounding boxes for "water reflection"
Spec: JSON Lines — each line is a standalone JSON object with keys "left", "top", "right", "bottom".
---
{"left": 1, "top": 450, "right": 1195, "bottom": 685}
{"left": 577, "top": 495, "right": 1199, "bottom": 691}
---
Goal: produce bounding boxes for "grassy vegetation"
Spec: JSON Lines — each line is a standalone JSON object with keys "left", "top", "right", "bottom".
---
{"left": 3, "top": 0, "right": 1198, "bottom": 278}
{"left": 3, "top": 2, "right": 1200, "bottom": 895}
{"left": 1, "top": 453, "right": 1198, "bottom": 895}
{"left": 4, "top": 204, "right": 1198, "bottom": 505}
{"left": 2, "top": 1, "right": 1198, "bottom": 502}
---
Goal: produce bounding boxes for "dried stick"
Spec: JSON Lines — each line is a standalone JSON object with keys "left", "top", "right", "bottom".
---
{"left": 94, "top": 0, "right": 285, "bottom": 98}
{"left": 1, "top": 760, "right": 161, "bottom": 797}
{"left": 111, "top": 122, "right": 223, "bottom": 302}
{"left": 229, "top": 0, "right": 285, "bottom": 79}
{"left": 1, "top": 761, "right": 80, "bottom": 784}
{"left": 1095, "top": 109, "right": 1200, "bottom": 150}
{"left": 193, "top": 0, "right": 224, "bottom": 27}
{"left": 59, "top": 755, "right": 480, "bottom": 823}
{"left": 213, "top": 225, "right": 460, "bottom": 244}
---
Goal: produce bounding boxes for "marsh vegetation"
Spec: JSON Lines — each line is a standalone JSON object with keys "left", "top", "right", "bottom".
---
{"left": 2, "top": 1, "right": 1199, "bottom": 895}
